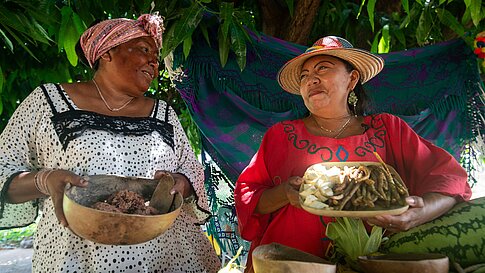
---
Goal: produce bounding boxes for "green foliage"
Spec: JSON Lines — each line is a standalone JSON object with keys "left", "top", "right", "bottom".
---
{"left": 0, "top": 223, "right": 36, "bottom": 246}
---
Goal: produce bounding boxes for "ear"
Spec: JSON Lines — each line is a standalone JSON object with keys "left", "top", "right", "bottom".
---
{"left": 99, "top": 51, "right": 112, "bottom": 63}
{"left": 349, "top": 70, "right": 360, "bottom": 90}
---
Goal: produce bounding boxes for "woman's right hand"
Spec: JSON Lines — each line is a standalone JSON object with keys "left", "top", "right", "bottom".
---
{"left": 285, "top": 176, "right": 304, "bottom": 208}
{"left": 45, "top": 170, "right": 89, "bottom": 227}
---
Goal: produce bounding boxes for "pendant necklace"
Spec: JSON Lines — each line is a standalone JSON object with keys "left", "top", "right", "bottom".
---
{"left": 93, "top": 79, "right": 134, "bottom": 112}
{"left": 312, "top": 114, "right": 353, "bottom": 138}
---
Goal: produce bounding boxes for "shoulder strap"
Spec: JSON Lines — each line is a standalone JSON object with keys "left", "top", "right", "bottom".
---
{"left": 39, "top": 84, "right": 58, "bottom": 115}
{"left": 164, "top": 101, "right": 170, "bottom": 122}
{"left": 53, "top": 83, "right": 75, "bottom": 111}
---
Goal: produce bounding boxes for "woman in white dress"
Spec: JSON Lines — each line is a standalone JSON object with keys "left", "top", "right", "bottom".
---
{"left": 0, "top": 13, "right": 221, "bottom": 273}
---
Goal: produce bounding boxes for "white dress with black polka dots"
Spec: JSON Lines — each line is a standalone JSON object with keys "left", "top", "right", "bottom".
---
{"left": 0, "top": 83, "right": 221, "bottom": 273}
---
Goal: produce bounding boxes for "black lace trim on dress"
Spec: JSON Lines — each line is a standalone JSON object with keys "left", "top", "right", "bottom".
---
{"left": 40, "top": 84, "right": 174, "bottom": 151}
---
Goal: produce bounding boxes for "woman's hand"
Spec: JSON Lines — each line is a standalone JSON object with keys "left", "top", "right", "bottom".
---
{"left": 46, "top": 170, "right": 89, "bottom": 227}
{"left": 364, "top": 193, "right": 457, "bottom": 233}
{"left": 154, "top": 170, "right": 194, "bottom": 198}
{"left": 284, "top": 176, "right": 304, "bottom": 208}
{"left": 254, "top": 176, "right": 304, "bottom": 214}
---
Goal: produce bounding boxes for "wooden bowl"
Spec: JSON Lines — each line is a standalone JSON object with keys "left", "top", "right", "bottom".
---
{"left": 300, "top": 161, "right": 409, "bottom": 217}
{"left": 252, "top": 243, "right": 336, "bottom": 273}
{"left": 63, "top": 174, "right": 182, "bottom": 245}
{"left": 358, "top": 253, "right": 449, "bottom": 273}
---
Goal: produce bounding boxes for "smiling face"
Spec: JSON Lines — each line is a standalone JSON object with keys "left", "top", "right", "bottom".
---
{"left": 104, "top": 36, "right": 159, "bottom": 95}
{"left": 299, "top": 55, "right": 359, "bottom": 115}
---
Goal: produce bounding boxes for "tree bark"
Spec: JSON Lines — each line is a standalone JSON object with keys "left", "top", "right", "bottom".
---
{"left": 285, "top": 0, "right": 321, "bottom": 45}
{"left": 258, "top": 0, "right": 291, "bottom": 39}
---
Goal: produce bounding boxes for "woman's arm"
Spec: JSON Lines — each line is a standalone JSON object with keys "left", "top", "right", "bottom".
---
{"left": 254, "top": 176, "right": 303, "bottom": 214}
{"left": 365, "top": 192, "right": 457, "bottom": 231}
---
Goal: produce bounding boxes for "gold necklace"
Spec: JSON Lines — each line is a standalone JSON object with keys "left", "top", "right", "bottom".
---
{"left": 312, "top": 115, "right": 353, "bottom": 138}
{"left": 92, "top": 79, "right": 134, "bottom": 112}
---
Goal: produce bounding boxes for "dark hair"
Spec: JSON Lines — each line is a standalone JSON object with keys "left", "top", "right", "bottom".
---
{"left": 340, "top": 59, "right": 369, "bottom": 116}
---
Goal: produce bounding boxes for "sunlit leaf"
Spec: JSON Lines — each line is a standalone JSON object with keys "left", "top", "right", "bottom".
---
{"left": 402, "top": 0, "right": 410, "bottom": 14}
{"left": 357, "top": 0, "right": 367, "bottom": 19}
{"left": 0, "top": 28, "right": 14, "bottom": 53}
{"left": 230, "top": 22, "right": 246, "bottom": 71}
{"left": 59, "top": 6, "right": 73, "bottom": 53}
{"left": 63, "top": 22, "right": 79, "bottom": 66}
{"left": 378, "top": 24, "right": 390, "bottom": 53}
{"left": 469, "top": 0, "right": 482, "bottom": 26}
{"left": 367, "top": 0, "right": 376, "bottom": 31}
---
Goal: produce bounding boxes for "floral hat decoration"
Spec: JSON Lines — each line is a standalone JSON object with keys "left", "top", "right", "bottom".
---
{"left": 277, "top": 36, "right": 385, "bottom": 95}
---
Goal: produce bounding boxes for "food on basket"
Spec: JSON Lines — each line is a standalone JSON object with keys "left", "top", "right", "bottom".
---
{"left": 300, "top": 163, "right": 409, "bottom": 211}
{"left": 92, "top": 189, "right": 159, "bottom": 215}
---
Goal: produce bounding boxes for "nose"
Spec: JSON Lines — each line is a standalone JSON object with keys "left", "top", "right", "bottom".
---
{"left": 148, "top": 54, "right": 160, "bottom": 68}
{"left": 306, "top": 72, "right": 320, "bottom": 85}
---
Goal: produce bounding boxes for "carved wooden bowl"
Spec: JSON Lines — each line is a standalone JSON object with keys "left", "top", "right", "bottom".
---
{"left": 358, "top": 253, "right": 449, "bottom": 273}
{"left": 63, "top": 174, "right": 182, "bottom": 245}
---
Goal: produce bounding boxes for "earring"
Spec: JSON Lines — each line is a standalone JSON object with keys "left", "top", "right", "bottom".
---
{"left": 348, "top": 90, "right": 358, "bottom": 108}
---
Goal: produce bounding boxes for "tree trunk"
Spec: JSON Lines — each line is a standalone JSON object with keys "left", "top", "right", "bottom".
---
{"left": 285, "top": 0, "right": 321, "bottom": 45}
{"left": 258, "top": 0, "right": 320, "bottom": 45}
{"left": 258, "top": 0, "right": 291, "bottom": 39}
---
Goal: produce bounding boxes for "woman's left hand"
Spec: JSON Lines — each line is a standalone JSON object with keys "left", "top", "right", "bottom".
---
{"left": 363, "top": 193, "right": 457, "bottom": 233}
{"left": 154, "top": 170, "right": 194, "bottom": 198}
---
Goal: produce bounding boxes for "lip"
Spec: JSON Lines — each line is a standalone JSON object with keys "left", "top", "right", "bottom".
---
{"left": 308, "top": 88, "right": 326, "bottom": 98}
{"left": 141, "top": 69, "right": 155, "bottom": 79}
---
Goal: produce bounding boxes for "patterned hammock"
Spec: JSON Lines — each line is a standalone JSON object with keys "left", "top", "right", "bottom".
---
{"left": 173, "top": 32, "right": 485, "bottom": 261}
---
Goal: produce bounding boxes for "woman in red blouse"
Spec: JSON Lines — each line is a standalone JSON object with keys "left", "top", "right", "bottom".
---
{"left": 234, "top": 36, "right": 471, "bottom": 273}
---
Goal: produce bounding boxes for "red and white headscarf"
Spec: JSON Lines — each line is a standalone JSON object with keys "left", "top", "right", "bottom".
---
{"left": 80, "top": 13, "right": 164, "bottom": 68}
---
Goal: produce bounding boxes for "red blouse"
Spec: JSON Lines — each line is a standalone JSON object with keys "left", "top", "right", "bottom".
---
{"left": 235, "top": 113, "right": 471, "bottom": 267}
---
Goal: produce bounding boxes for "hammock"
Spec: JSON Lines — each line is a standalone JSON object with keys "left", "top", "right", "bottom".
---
{"left": 173, "top": 32, "right": 485, "bottom": 261}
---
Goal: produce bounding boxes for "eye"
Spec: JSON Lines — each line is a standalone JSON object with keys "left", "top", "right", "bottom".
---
{"left": 317, "top": 64, "right": 327, "bottom": 71}
{"left": 300, "top": 74, "right": 308, "bottom": 81}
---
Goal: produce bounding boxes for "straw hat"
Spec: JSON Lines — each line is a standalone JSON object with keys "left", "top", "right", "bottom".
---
{"left": 277, "top": 36, "right": 384, "bottom": 94}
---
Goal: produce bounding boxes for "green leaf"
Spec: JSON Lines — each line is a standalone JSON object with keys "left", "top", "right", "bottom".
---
{"left": 371, "top": 31, "right": 380, "bottom": 53}
{"left": 217, "top": 26, "right": 231, "bottom": 68}
{"left": 72, "top": 12, "right": 87, "bottom": 35}
{"left": 416, "top": 9, "right": 431, "bottom": 45}
{"left": 59, "top": 6, "right": 73, "bottom": 53}
{"left": 367, "top": 0, "right": 377, "bottom": 31}
{"left": 160, "top": 2, "right": 203, "bottom": 58}
{"left": 0, "top": 28, "right": 14, "bottom": 53}
{"left": 402, "top": 0, "right": 410, "bottom": 14}
{"left": 229, "top": 22, "right": 247, "bottom": 71}
{"left": 378, "top": 24, "right": 390, "bottom": 53}
{"left": 357, "top": 0, "right": 367, "bottom": 19}
{"left": 0, "top": 65, "right": 3, "bottom": 94}
{"left": 394, "top": 29, "right": 406, "bottom": 47}
{"left": 63, "top": 22, "right": 79, "bottom": 66}
{"left": 285, "top": 0, "right": 295, "bottom": 17}
{"left": 469, "top": 0, "right": 482, "bottom": 26}
{"left": 437, "top": 8, "right": 465, "bottom": 37}
{"left": 199, "top": 21, "right": 211, "bottom": 47}
{"left": 183, "top": 35, "right": 192, "bottom": 59}
{"left": 2, "top": 25, "right": 40, "bottom": 61}
{"left": 220, "top": 2, "right": 234, "bottom": 40}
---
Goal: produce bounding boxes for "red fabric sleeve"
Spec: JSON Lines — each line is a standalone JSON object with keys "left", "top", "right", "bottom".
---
{"left": 382, "top": 114, "right": 471, "bottom": 201}
{"left": 234, "top": 128, "right": 274, "bottom": 241}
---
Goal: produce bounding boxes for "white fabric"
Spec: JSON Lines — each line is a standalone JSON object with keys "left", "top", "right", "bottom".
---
{"left": 0, "top": 83, "right": 220, "bottom": 273}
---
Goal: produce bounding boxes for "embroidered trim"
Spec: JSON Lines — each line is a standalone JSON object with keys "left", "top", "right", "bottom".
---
{"left": 40, "top": 84, "right": 174, "bottom": 151}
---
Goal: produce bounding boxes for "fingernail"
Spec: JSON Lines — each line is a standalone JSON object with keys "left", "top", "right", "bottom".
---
{"left": 170, "top": 190, "right": 176, "bottom": 195}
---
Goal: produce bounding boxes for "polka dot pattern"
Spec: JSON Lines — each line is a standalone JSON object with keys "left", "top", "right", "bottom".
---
{"left": 0, "top": 84, "right": 220, "bottom": 272}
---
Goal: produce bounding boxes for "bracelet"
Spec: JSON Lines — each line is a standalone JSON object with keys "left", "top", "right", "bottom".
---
{"left": 34, "top": 169, "right": 54, "bottom": 195}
